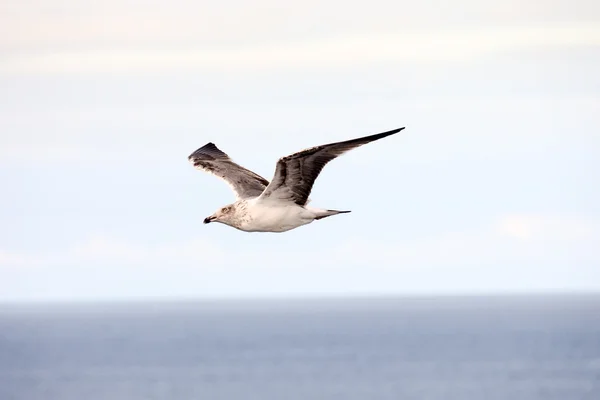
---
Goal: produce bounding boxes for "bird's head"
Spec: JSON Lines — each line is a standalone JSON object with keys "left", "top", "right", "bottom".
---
{"left": 204, "top": 204, "right": 235, "bottom": 225}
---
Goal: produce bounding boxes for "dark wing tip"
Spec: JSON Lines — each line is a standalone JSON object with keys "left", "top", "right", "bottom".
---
{"left": 347, "top": 126, "right": 405, "bottom": 146}
{"left": 359, "top": 126, "right": 405, "bottom": 143}
{"left": 378, "top": 126, "right": 405, "bottom": 137}
{"left": 188, "top": 142, "right": 230, "bottom": 162}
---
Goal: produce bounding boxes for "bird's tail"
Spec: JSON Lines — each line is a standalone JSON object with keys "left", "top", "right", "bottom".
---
{"left": 313, "top": 209, "right": 351, "bottom": 220}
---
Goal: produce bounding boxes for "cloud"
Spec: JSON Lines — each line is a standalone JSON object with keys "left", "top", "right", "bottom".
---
{"left": 0, "top": 235, "right": 227, "bottom": 269}
{"left": 324, "top": 214, "right": 600, "bottom": 268}
{"left": 2, "top": 214, "right": 598, "bottom": 271}
{"left": 0, "top": 250, "right": 33, "bottom": 267}
{"left": 496, "top": 214, "right": 594, "bottom": 242}
{"left": 3, "top": 1, "right": 598, "bottom": 51}
{"left": 1, "top": 214, "right": 598, "bottom": 301}
{"left": 2, "top": 25, "right": 599, "bottom": 75}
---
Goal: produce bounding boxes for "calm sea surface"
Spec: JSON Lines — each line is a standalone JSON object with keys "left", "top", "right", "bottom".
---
{"left": 0, "top": 294, "right": 599, "bottom": 399}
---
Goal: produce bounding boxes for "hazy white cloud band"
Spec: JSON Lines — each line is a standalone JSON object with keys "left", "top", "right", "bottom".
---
{"left": 2, "top": 214, "right": 597, "bottom": 270}
{"left": 2, "top": 25, "right": 599, "bottom": 74}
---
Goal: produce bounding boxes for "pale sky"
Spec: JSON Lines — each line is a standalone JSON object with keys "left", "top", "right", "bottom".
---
{"left": 1, "top": 1, "right": 599, "bottom": 302}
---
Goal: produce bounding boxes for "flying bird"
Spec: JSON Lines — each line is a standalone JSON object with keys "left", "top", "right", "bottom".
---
{"left": 188, "top": 127, "right": 404, "bottom": 233}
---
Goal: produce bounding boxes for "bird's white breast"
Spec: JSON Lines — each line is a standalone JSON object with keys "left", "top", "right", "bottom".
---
{"left": 239, "top": 199, "right": 315, "bottom": 232}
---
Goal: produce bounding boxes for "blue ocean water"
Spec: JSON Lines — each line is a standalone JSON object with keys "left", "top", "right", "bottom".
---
{"left": 0, "top": 294, "right": 598, "bottom": 400}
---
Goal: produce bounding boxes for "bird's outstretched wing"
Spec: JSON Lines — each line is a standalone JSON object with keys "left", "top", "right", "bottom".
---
{"left": 188, "top": 143, "right": 269, "bottom": 199}
{"left": 259, "top": 127, "right": 404, "bottom": 206}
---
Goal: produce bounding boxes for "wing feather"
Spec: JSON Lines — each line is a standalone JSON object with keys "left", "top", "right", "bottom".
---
{"left": 259, "top": 127, "right": 404, "bottom": 205}
{"left": 188, "top": 143, "right": 269, "bottom": 199}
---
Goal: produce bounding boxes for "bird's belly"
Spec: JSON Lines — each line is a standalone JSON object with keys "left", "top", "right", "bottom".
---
{"left": 241, "top": 204, "right": 313, "bottom": 232}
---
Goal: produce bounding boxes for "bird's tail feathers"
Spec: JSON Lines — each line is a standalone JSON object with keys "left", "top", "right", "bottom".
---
{"left": 313, "top": 209, "right": 351, "bottom": 220}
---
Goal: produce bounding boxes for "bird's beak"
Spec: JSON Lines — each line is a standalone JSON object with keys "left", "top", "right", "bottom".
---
{"left": 204, "top": 215, "right": 216, "bottom": 224}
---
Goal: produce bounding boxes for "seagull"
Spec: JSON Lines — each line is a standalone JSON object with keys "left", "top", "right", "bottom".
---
{"left": 188, "top": 127, "right": 404, "bottom": 233}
